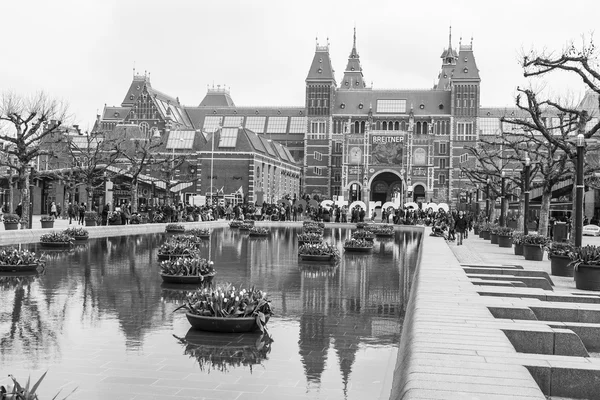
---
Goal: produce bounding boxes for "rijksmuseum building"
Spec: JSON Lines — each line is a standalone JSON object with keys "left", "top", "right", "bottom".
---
{"left": 91, "top": 29, "right": 566, "bottom": 209}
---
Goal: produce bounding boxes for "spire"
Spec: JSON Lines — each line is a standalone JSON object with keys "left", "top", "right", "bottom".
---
{"left": 341, "top": 27, "right": 366, "bottom": 90}
{"left": 448, "top": 25, "right": 452, "bottom": 51}
{"left": 349, "top": 26, "right": 359, "bottom": 59}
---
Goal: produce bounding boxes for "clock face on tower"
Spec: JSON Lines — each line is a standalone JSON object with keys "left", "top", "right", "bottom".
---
{"left": 350, "top": 146, "right": 362, "bottom": 164}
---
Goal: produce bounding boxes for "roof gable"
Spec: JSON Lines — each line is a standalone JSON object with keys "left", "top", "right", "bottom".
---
{"left": 306, "top": 46, "right": 336, "bottom": 84}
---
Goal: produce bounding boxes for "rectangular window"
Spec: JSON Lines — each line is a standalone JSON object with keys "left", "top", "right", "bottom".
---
{"left": 218, "top": 127, "right": 238, "bottom": 148}
{"left": 267, "top": 117, "right": 288, "bottom": 133}
{"left": 334, "top": 173, "right": 341, "bottom": 183}
{"left": 245, "top": 116, "right": 266, "bottom": 133}
{"left": 459, "top": 153, "right": 468, "bottom": 163}
{"left": 439, "top": 158, "right": 447, "bottom": 169}
{"left": 332, "top": 156, "right": 341, "bottom": 167}
{"left": 314, "top": 151, "right": 322, "bottom": 161}
{"left": 203, "top": 116, "right": 222, "bottom": 133}
{"left": 334, "top": 142, "right": 342, "bottom": 153}
{"left": 288, "top": 117, "right": 306, "bottom": 133}
{"left": 376, "top": 99, "right": 407, "bottom": 113}
{"left": 439, "top": 174, "right": 446, "bottom": 185}
{"left": 223, "top": 115, "right": 243, "bottom": 127}
{"left": 456, "top": 122, "right": 475, "bottom": 141}
{"left": 439, "top": 142, "right": 447, "bottom": 154}
{"left": 313, "top": 167, "right": 322, "bottom": 176}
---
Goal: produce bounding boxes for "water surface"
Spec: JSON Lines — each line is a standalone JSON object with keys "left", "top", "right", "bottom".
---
{"left": 0, "top": 226, "right": 421, "bottom": 400}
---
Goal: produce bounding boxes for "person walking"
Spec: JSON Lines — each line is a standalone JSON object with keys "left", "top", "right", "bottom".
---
{"left": 50, "top": 202, "right": 57, "bottom": 218}
{"left": 455, "top": 211, "right": 468, "bottom": 245}
{"left": 78, "top": 203, "right": 86, "bottom": 225}
{"left": 68, "top": 202, "right": 75, "bottom": 224}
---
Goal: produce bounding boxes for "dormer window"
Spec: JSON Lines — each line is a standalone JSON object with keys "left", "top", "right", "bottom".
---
{"left": 318, "top": 68, "right": 322, "bottom": 74}
{"left": 345, "top": 81, "right": 349, "bottom": 86}
{"left": 351, "top": 67, "right": 355, "bottom": 71}
{"left": 464, "top": 68, "right": 468, "bottom": 73}
{"left": 319, "top": 58, "right": 323, "bottom": 63}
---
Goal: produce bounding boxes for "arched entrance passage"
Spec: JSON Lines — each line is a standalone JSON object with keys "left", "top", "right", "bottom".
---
{"left": 349, "top": 182, "right": 362, "bottom": 202}
{"left": 369, "top": 171, "right": 403, "bottom": 204}
{"left": 413, "top": 184, "right": 426, "bottom": 202}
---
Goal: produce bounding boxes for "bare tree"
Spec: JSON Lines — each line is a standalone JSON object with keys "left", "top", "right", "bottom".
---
{"left": 501, "top": 35, "right": 600, "bottom": 237}
{"left": 151, "top": 155, "right": 196, "bottom": 206}
{"left": 0, "top": 92, "right": 69, "bottom": 227}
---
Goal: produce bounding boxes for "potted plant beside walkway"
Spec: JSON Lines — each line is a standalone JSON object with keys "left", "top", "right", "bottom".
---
{"left": 496, "top": 227, "right": 514, "bottom": 248}
{"left": 521, "top": 234, "right": 549, "bottom": 261}
{"left": 480, "top": 223, "right": 491, "bottom": 240}
{"left": 546, "top": 241, "right": 575, "bottom": 277}
{"left": 84, "top": 211, "right": 98, "bottom": 227}
{"left": 513, "top": 232, "right": 525, "bottom": 255}
{"left": 489, "top": 224, "right": 500, "bottom": 244}
{"left": 3, "top": 214, "right": 20, "bottom": 230}
{"left": 568, "top": 245, "right": 600, "bottom": 291}
{"left": 40, "top": 215, "right": 55, "bottom": 229}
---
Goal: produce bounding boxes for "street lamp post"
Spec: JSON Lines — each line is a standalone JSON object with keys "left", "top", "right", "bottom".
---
{"left": 524, "top": 157, "right": 531, "bottom": 235}
{"left": 500, "top": 171, "right": 506, "bottom": 227}
{"left": 486, "top": 178, "right": 490, "bottom": 222}
{"left": 575, "top": 134, "right": 585, "bottom": 247}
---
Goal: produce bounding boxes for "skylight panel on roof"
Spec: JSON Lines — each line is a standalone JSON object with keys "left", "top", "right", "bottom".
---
{"left": 166, "top": 130, "right": 195, "bottom": 149}
{"left": 218, "top": 127, "right": 238, "bottom": 148}
{"left": 289, "top": 117, "right": 307, "bottom": 134}
{"left": 203, "top": 116, "right": 223, "bottom": 133}
{"left": 377, "top": 100, "right": 407, "bottom": 113}
{"left": 244, "top": 116, "right": 266, "bottom": 133}
{"left": 223, "top": 115, "right": 243, "bottom": 127}
{"left": 267, "top": 117, "right": 288, "bottom": 133}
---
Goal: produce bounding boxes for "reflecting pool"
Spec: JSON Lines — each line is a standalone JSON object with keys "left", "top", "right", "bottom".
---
{"left": 0, "top": 226, "right": 421, "bottom": 400}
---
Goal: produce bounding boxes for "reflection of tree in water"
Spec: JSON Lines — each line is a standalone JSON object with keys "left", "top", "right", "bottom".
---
{"left": 298, "top": 313, "right": 329, "bottom": 384}
{"left": 174, "top": 330, "right": 273, "bottom": 373}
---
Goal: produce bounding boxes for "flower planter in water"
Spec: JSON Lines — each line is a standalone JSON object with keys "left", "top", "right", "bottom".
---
{"left": 157, "top": 253, "right": 194, "bottom": 261}
{"left": 550, "top": 255, "right": 573, "bottom": 277}
{"left": 300, "top": 254, "right": 333, "bottom": 261}
{"left": 498, "top": 235, "right": 512, "bottom": 248}
{"left": 374, "top": 232, "right": 394, "bottom": 237}
{"left": 481, "top": 230, "right": 490, "bottom": 240}
{"left": 161, "top": 272, "right": 215, "bottom": 285}
{"left": 523, "top": 244, "right": 544, "bottom": 261}
{"left": 344, "top": 246, "right": 373, "bottom": 253}
{"left": 0, "top": 263, "right": 41, "bottom": 273}
{"left": 72, "top": 235, "right": 89, "bottom": 241}
{"left": 514, "top": 243, "right": 524, "bottom": 256}
{"left": 575, "top": 265, "right": 600, "bottom": 291}
{"left": 490, "top": 233, "right": 499, "bottom": 244}
{"left": 40, "top": 241, "right": 72, "bottom": 248}
{"left": 3, "top": 222, "right": 18, "bottom": 231}
{"left": 186, "top": 313, "right": 269, "bottom": 333}
{"left": 41, "top": 221, "right": 54, "bottom": 229}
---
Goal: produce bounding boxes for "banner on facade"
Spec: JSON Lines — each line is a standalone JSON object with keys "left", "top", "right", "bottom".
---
{"left": 371, "top": 135, "right": 404, "bottom": 165}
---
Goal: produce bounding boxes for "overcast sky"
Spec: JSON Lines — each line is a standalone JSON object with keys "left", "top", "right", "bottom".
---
{"left": 1, "top": 0, "right": 598, "bottom": 129}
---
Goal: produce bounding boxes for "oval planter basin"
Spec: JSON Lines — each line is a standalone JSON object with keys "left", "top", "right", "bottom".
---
{"left": 299, "top": 254, "right": 333, "bottom": 261}
{"left": 344, "top": 246, "right": 373, "bottom": 253}
{"left": 161, "top": 272, "right": 215, "bottom": 285}
{"left": 298, "top": 240, "right": 323, "bottom": 246}
{"left": 523, "top": 244, "right": 544, "bottom": 261}
{"left": 374, "top": 232, "right": 394, "bottom": 237}
{"left": 0, "top": 263, "right": 42, "bottom": 273}
{"left": 157, "top": 253, "right": 194, "bottom": 261}
{"left": 497, "top": 235, "right": 513, "bottom": 248}
{"left": 186, "top": 313, "right": 267, "bottom": 333}
{"left": 72, "top": 235, "right": 89, "bottom": 241}
{"left": 550, "top": 255, "right": 573, "bottom": 277}
{"left": 40, "top": 242, "right": 72, "bottom": 248}
{"left": 575, "top": 265, "right": 600, "bottom": 291}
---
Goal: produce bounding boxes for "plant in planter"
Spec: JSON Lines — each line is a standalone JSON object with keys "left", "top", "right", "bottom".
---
{"left": 160, "top": 257, "right": 216, "bottom": 284}
{"left": 0, "top": 371, "right": 76, "bottom": 400}
{"left": 343, "top": 238, "right": 373, "bottom": 252}
{"left": 129, "top": 213, "right": 149, "bottom": 224}
{"left": 521, "top": 234, "right": 549, "bottom": 261}
{"left": 297, "top": 232, "right": 323, "bottom": 245}
{"left": 63, "top": 227, "right": 89, "bottom": 239}
{"left": 157, "top": 240, "right": 201, "bottom": 259}
{"left": 84, "top": 211, "right": 99, "bottom": 226}
{"left": 248, "top": 227, "right": 269, "bottom": 236}
{"left": 174, "top": 283, "right": 273, "bottom": 333}
{"left": 479, "top": 222, "right": 491, "bottom": 239}
{"left": 40, "top": 232, "right": 74, "bottom": 247}
{"left": 303, "top": 221, "right": 325, "bottom": 229}
{"left": 3, "top": 213, "right": 20, "bottom": 230}
{"left": 371, "top": 225, "right": 394, "bottom": 236}
{"left": 187, "top": 228, "right": 210, "bottom": 238}
{"left": 298, "top": 242, "right": 340, "bottom": 262}
{"left": 352, "top": 230, "right": 375, "bottom": 241}
{"left": 0, "top": 248, "right": 46, "bottom": 272}
{"left": 546, "top": 242, "right": 576, "bottom": 277}
{"left": 494, "top": 226, "right": 514, "bottom": 248}
{"left": 302, "top": 225, "right": 324, "bottom": 234}
{"left": 165, "top": 223, "right": 185, "bottom": 232}
{"left": 40, "top": 215, "right": 55, "bottom": 228}
{"left": 229, "top": 220, "right": 244, "bottom": 228}
{"left": 568, "top": 245, "right": 600, "bottom": 290}
{"left": 512, "top": 232, "right": 525, "bottom": 255}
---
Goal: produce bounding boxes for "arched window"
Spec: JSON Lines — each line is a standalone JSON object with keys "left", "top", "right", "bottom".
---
{"left": 423, "top": 122, "right": 428, "bottom": 134}
{"left": 360, "top": 121, "right": 365, "bottom": 133}
{"left": 355, "top": 121, "right": 360, "bottom": 134}
{"left": 416, "top": 121, "right": 421, "bottom": 134}
{"left": 394, "top": 121, "right": 399, "bottom": 130}
{"left": 382, "top": 121, "right": 388, "bottom": 130}
{"left": 400, "top": 121, "right": 406, "bottom": 131}
{"left": 376, "top": 121, "right": 381, "bottom": 130}
{"left": 139, "top": 122, "right": 150, "bottom": 136}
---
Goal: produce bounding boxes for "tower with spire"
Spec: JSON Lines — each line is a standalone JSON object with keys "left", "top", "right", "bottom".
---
{"left": 304, "top": 37, "right": 337, "bottom": 198}
{"left": 340, "top": 27, "right": 367, "bottom": 90}
{"left": 435, "top": 26, "right": 459, "bottom": 90}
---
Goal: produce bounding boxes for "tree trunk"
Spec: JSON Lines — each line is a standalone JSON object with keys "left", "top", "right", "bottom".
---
{"left": 19, "top": 170, "right": 30, "bottom": 229}
{"left": 131, "top": 179, "right": 139, "bottom": 214}
{"left": 539, "top": 190, "right": 551, "bottom": 237}
{"left": 517, "top": 195, "right": 524, "bottom": 232}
